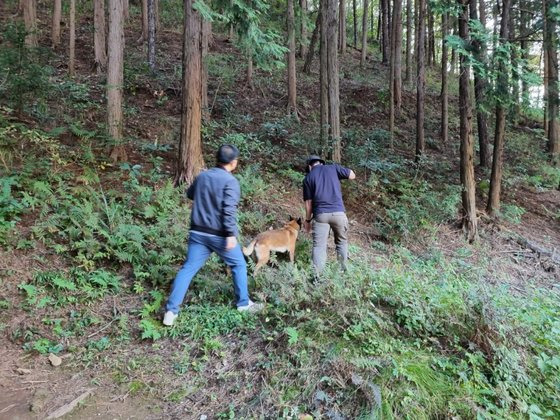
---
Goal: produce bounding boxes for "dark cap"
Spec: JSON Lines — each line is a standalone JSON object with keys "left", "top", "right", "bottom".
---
{"left": 306, "top": 154, "right": 325, "bottom": 166}
{"left": 216, "top": 144, "right": 240, "bottom": 164}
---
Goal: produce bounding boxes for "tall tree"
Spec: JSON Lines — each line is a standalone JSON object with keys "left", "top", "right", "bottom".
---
{"left": 320, "top": 0, "right": 329, "bottom": 149}
{"left": 470, "top": 0, "right": 490, "bottom": 166}
{"left": 415, "top": 0, "right": 426, "bottom": 159}
{"left": 381, "top": 0, "right": 389, "bottom": 63}
{"left": 519, "top": 0, "right": 530, "bottom": 108}
{"left": 148, "top": 0, "right": 156, "bottom": 70}
{"left": 175, "top": 0, "right": 205, "bottom": 184}
{"left": 545, "top": 0, "right": 559, "bottom": 162}
{"left": 328, "top": 0, "right": 341, "bottom": 160}
{"left": 52, "top": 0, "right": 62, "bottom": 47}
{"left": 405, "top": 0, "right": 412, "bottom": 83}
{"left": 94, "top": 0, "right": 107, "bottom": 73}
{"left": 427, "top": 5, "right": 435, "bottom": 67}
{"left": 339, "top": 0, "right": 347, "bottom": 53}
{"left": 23, "top": 0, "right": 37, "bottom": 47}
{"left": 487, "top": 0, "right": 512, "bottom": 216}
{"left": 352, "top": 0, "right": 357, "bottom": 47}
{"left": 360, "top": 0, "right": 368, "bottom": 67}
{"left": 458, "top": 0, "right": 478, "bottom": 241}
{"left": 69, "top": 0, "right": 76, "bottom": 76}
{"left": 303, "top": 11, "right": 320, "bottom": 73}
{"left": 287, "top": 0, "right": 298, "bottom": 116}
{"left": 389, "top": 0, "right": 403, "bottom": 142}
{"left": 509, "top": 5, "right": 520, "bottom": 123}
{"left": 299, "top": 0, "right": 309, "bottom": 58}
{"left": 139, "top": 0, "right": 148, "bottom": 43}
{"left": 441, "top": 11, "right": 449, "bottom": 144}
{"left": 201, "top": 19, "right": 210, "bottom": 121}
{"left": 107, "top": 0, "right": 127, "bottom": 162}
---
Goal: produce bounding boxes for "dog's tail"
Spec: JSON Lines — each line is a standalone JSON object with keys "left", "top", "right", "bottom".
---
{"left": 242, "top": 239, "right": 256, "bottom": 257}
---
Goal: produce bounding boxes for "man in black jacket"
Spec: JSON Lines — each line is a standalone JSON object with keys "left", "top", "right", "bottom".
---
{"left": 163, "top": 145, "right": 263, "bottom": 326}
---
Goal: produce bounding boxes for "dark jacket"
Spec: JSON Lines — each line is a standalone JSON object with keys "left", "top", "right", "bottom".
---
{"left": 187, "top": 167, "right": 240, "bottom": 237}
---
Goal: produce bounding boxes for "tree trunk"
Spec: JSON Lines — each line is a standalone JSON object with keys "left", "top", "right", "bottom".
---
{"left": 450, "top": 16, "right": 457, "bottom": 75}
{"left": 360, "top": 0, "right": 368, "bottom": 67}
{"left": 69, "top": 0, "right": 76, "bottom": 76}
{"left": 381, "top": 0, "right": 389, "bottom": 63}
{"left": 458, "top": 0, "right": 478, "bottom": 242}
{"left": 545, "top": 0, "right": 559, "bottom": 162}
{"left": 303, "top": 11, "right": 320, "bottom": 74}
{"left": 300, "top": 0, "right": 308, "bottom": 58}
{"left": 287, "top": 0, "right": 298, "bottom": 116}
{"left": 139, "top": 0, "right": 148, "bottom": 43}
{"left": 441, "top": 12, "right": 448, "bottom": 144}
{"left": 107, "top": 0, "right": 127, "bottom": 163}
{"left": 352, "top": 0, "right": 357, "bottom": 47}
{"left": 52, "top": 0, "right": 62, "bottom": 47}
{"left": 519, "top": 0, "right": 529, "bottom": 108}
{"left": 201, "top": 19, "right": 210, "bottom": 122}
{"left": 509, "top": 8, "right": 519, "bottom": 123}
{"left": 320, "top": 0, "right": 329, "bottom": 150}
{"left": 405, "top": 0, "right": 412, "bottom": 83}
{"left": 470, "top": 0, "right": 490, "bottom": 167}
{"left": 428, "top": 6, "right": 435, "bottom": 67}
{"left": 328, "top": 0, "right": 341, "bottom": 161}
{"left": 415, "top": 0, "right": 426, "bottom": 160}
{"left": 175, "top": 0, "right": 205, "bottom": 185}
{"left": 147, "top": 0, "right": 156, "bottom": 71}
{"left": 339, "top": 0, "right": 346, "bottom": 53}
{"left": 487, "top": 0, "right": 511, "bottom": 216}
{"left": 23, "top": 0, "right": 37, "bottom": 47}
{"left": 246, "top": 55, "right": 254, "bottom": 88}
{"left": 389, "top": 0, "right": 402, "bottom": 142}
{"left": 94, "top": 0, "right": 107, "bottom": 73}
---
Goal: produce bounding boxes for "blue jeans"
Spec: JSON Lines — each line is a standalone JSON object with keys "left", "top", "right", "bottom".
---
{"left": 166, "top": 231, "right": 249, "bottom": 314}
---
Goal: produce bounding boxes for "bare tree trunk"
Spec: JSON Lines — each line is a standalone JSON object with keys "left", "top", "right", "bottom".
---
{"left": 487, "top": 0, "right": 511, "bottom": 216}
{"left": 247, "top": 55, "right": 253, "bottom": 88}
{"left": 415, "top": 0, "right": 426, "bottom": 160}
{"left": 303, "top": 11, "right": 320, "bottom": 73}
{"left": 139, "top": 0, "right": 148, "bottom": 43}
{"left": 107, "top": 0, "right": 127, "bottom": 163}
{"left": 520, "top": 0, "right": 529, "bottom": 109}
{"left": 450, "top": 16, "right": 457, "bottom": 75}
{"left": 389, "top": 0, "right": 403, "bottom": 143}
{"left": 509, "top": 8, "right": 520, "bottom": 124}
{"left": 427, "top": 5, "right": 435, "bottom": 67}
{"left": 339, "top": 0, "right": 346, "bottom": 53}
{"left": 458, "top": 0, "right": 478, "bottom": 241}
{"left": 545, "top": 0, "right": 559, "bottom": 162}
{"left": 352, "top": 0, "right": 357, "bottom": 47}
{"left": 300, "top": 0, "right": 308, "bottom": 58}
{"left": 201, "top": 19, "right": 210, "bottom": 122}
{"left": 360, "top": 0, "right": 368, "bottom": 67}
{"left": 328, "top": 0, "right": 341, "bottom": 160}
{"left": 175, "top": 0, "right": 205, "bottom": 185}
{"left": 405, "top": 0, "right": 412, "bottom": 83}
{"left": 320, "top": 0, "right": 329, "bottom": 151}
{"left": 148, "top": 0, "right": 156, "bottom": 70}
{"left": 23, "top": 0, "right": 37, "bottom": 47}
{"left": 52, "top": 0, "right": 62, "bottom": 47}
{"left": 441, "top": 12, "right": 448, "bottom": 144}
{"left": 94, "top": 0, "right": 107, "bottom": 73}
{"left": 381, "top": 0, "right": 389, "bottom": 63}
{"left": 470, "top": 0, "right": 490, "bottom": 167}
{"left": 69, "top": 0, "right": 76, "bottom": 76}
{"left": 287, "top": 0, "right": 298, "bottom": 116}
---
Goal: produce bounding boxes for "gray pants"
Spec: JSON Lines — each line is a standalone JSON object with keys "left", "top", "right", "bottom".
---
{"left": 312, "top": 212, "right": 349, "bottom": 274}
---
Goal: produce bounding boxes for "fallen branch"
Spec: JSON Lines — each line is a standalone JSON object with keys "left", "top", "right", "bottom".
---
{"left": 46, "top": 389, "right": 94, "bottom": 419}
{"left": 513, "top": 236, "right": 560, "bottom": 265}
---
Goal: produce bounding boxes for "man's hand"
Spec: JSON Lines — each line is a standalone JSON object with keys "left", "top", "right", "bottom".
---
{"left": 226, "top": 236, "right": 237, "bottom": 250}
{"left": 304, "top": 220, "right": 312, "bottom": 234}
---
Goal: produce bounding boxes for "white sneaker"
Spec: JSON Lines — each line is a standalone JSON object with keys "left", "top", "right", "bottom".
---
{"left": 237, "top": 300, "right": 264, "bottom": 313}
{"left": 163, "top": 311, "right": 178, "bottom": 326}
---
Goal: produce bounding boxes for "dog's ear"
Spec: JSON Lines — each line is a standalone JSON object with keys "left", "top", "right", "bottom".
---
{"left": 288, "top": 215, "right": 294, "bottom": 221}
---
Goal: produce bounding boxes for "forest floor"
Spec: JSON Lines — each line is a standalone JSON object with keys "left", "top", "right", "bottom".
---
{"left": 1, "top": 2, "right": 559, "bottom": 419}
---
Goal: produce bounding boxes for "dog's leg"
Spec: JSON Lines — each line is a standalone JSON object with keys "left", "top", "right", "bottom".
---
{"left": 254, "top": 245, "right": 270, "bottom": 273}
{"left": 288, "top": 245, "right": 295, "bottom": 263}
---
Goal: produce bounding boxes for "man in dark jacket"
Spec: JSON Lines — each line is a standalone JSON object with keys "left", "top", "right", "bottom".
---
{"left": 163, "top": 145, "right": 263, "bottom": 326}
{"left": 303, "top": 155, "right": 355, "bottom": 275}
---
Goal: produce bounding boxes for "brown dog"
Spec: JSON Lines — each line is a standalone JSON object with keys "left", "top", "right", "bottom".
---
{"left": 243, "top": 217, "right": 302, "bottom": 273}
